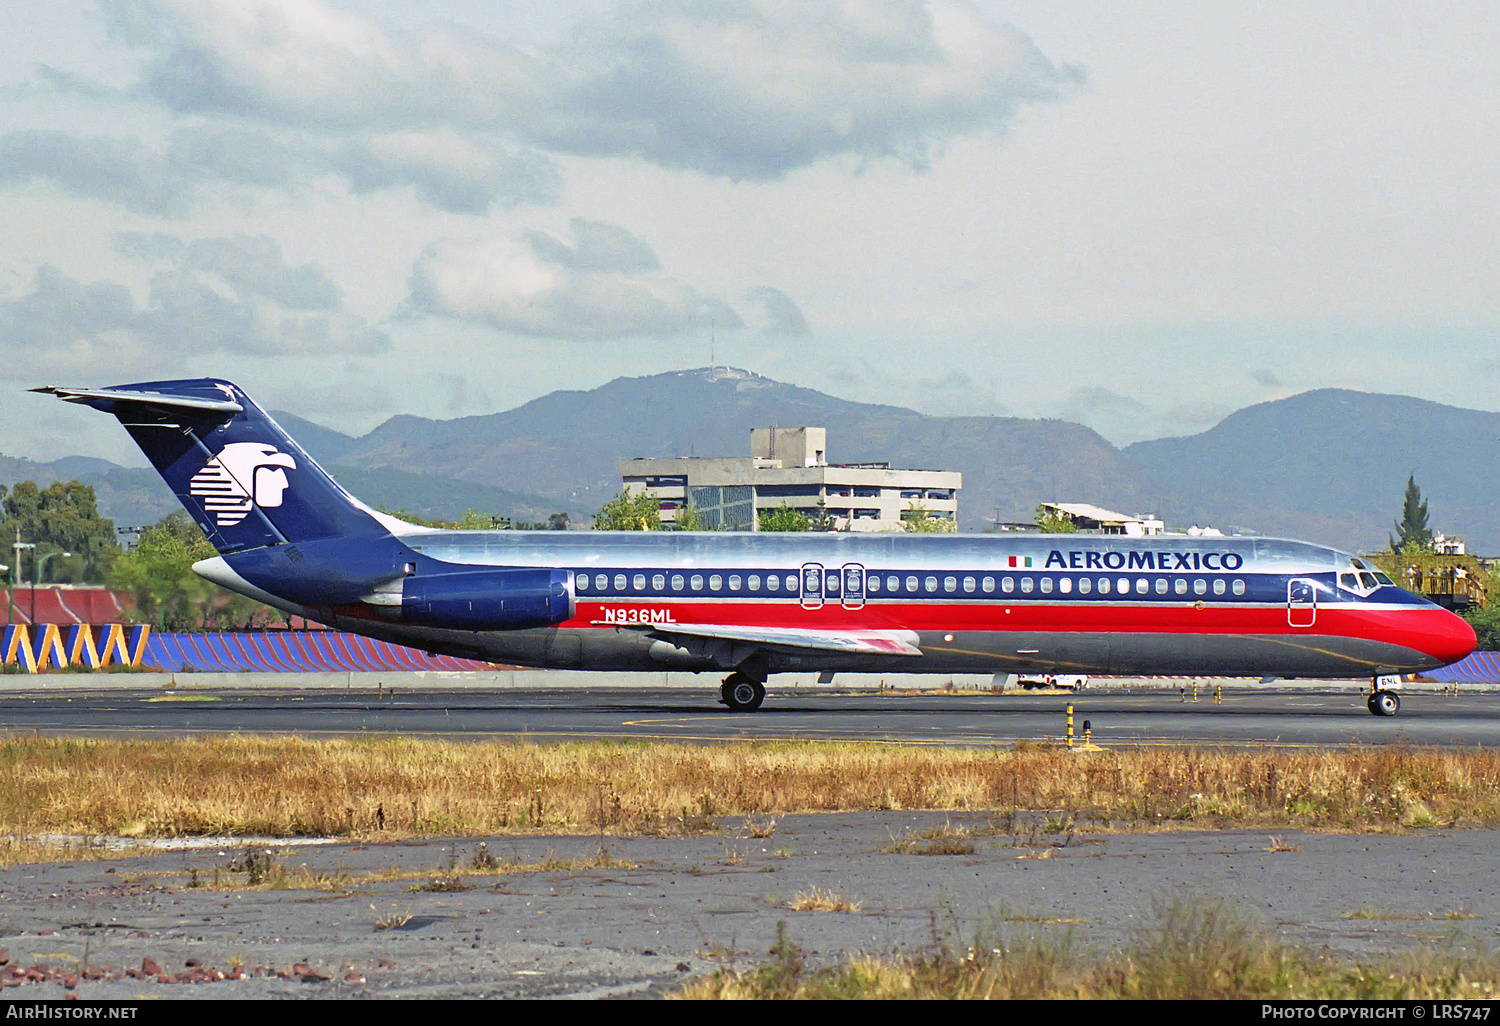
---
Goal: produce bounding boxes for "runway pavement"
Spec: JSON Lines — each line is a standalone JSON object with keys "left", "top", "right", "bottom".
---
{"left": 0, "top": 674, "right": 1496, "bottom": 747}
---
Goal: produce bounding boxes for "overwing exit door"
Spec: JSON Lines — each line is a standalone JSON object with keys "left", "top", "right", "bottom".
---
{"left": 801, "top": 562, "right": 824, "bottom": 610}
{"left": 841, "top": 563, "right": 865, "bottom": 610}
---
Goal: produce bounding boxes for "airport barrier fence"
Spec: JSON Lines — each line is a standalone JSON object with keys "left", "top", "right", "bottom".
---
{"left": 1425, "top": 651, "right": 1500, "bottom": 684}
{"left": 1, "top": 625, "right": 503, "bottom": 673}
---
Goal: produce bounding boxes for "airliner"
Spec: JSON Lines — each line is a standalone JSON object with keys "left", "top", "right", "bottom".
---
{"left": 37, "top": 379, "right": 1476, "bottom": 716}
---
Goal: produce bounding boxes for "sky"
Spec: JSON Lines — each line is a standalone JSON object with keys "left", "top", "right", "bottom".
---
{"left": 2, "top": 0, "right": 1497, "bottom": 467}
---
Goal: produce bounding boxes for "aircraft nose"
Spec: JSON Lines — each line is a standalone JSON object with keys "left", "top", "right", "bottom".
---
{"left": 1429, "top": 608, "right": 1477, "bottom": 666}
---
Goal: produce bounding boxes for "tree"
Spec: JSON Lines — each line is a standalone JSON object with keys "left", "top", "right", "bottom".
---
{"left": 108, "top": 511, "right": 274, "bottom": 630}
{"left": 1463, "top": 603, "right": 1500, "bottom": 651}
{"left": 758, "top": 503, "right": 811, "bottom": 532}
{"left": 1034, "top": 504, "right": 1079, "bottom": 534}
{"left": 592, "top": 491, "right": 662, "bottom": 531}
{"left": 902, "top": 501, "right": 957, "bottom": 533}
{"left": 378, "top": 507, "right": 509, "bottom": 529}
{"left": 673, "top": 503, "right": 707, "bottom": 531}
{"left": 1390, "top": 476, "right": 1433, "bottom": 552}
{"left": 0, "top": 480, "right": 119, "bottom": 583}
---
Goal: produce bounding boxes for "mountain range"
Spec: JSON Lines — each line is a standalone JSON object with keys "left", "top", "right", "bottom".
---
{"left": 4, "top": 369, "right": 1494, "bottom": 553}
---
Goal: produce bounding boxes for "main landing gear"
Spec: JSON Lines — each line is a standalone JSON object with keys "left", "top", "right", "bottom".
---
{"left": 1367, "top": 674, "right": 1402, "bottom": 717}
{"left": 719, "top": 671, "right": 766, "bottom": 712}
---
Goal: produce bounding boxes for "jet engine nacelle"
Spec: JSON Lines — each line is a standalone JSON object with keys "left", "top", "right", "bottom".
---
{"left": 401, "top": 568, "right": 574, "bottom": 631}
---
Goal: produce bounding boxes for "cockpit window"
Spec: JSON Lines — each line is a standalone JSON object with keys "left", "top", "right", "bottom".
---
{"left": 1341, "top": 561, "right": 1394, "bottom": 596}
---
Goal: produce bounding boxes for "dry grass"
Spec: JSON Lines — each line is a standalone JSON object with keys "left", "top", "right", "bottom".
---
{"left": 1341, "top": 907, "right": 1478, "bottom": 922}
{"left": 789, "top": 887, "right": 863, "bottom": 912}
{"left": 3, "top": 736, "right": 1500, "bottom": 842}
{"left": 884, "top": 819, "right": 977, "bottom": 855}
{"left": 678, "top": 896, "right": 1500, "bottom": 1000}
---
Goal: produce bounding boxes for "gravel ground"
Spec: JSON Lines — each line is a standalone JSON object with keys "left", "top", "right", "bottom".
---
{"left": 3, "top": 815, "right": 1499, "bottom": 999}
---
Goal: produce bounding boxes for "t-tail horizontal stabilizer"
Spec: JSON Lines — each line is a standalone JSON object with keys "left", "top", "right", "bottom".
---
{"left": 33, "top": 380, "right": 390, "bottom": 554}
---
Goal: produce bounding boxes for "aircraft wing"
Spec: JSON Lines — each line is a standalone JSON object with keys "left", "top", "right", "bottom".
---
{"left": 593, "top": 621, "right": 923, "bottom": 657}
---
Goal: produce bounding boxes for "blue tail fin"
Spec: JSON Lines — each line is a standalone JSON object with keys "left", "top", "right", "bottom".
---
{"left": 35, "top": 379, "right": 388, "bottom": 554}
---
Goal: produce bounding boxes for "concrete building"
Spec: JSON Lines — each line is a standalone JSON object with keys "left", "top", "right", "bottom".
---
{"left": 621, "top": 427, "right": 961, "bottom": 531}
{"left": 1037, "top": 502, "right": 1166, "bottom": 536}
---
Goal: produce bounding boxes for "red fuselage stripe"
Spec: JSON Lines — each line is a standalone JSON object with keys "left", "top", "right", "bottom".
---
{"left": 567, "top": 600, "right": 1466, "bottom": 659}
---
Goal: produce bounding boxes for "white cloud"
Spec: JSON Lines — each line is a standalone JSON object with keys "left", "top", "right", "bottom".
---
{"left": 407, "top": 222, "right": 742, "bottom": 340}
{"left": 0, "top": 130, "right": 192, "bottom": 216}
{"left": 102, "top": 0, "right": 1078, "bottom": 179}
{"left": 745, "top": 286, "right": 809, "bottom": 337}
{"left": 329, "top": 129, "right": 559, "bottom": 212}
{"left": 0, "top": 236, "right": 387, "bottom": 374}
{"left": 0, "top": 123, "right": 557, "bottom": 215}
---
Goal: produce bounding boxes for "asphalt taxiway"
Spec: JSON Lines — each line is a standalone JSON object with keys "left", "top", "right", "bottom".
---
{"left": 3, "top": 819, "right": 1499, "bottom": 999}
{"left": 0, "top": 676, "right": 1495, "bottom": 747}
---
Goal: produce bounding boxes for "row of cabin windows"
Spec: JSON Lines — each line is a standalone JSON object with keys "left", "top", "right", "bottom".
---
{"left": 574, "top": 571, "right": 1248, "bottom": 598}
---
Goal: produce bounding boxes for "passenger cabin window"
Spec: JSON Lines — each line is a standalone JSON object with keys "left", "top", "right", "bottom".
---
{"left": 653, "top": 574, "right": 665, "bottom": 590}
{"left": 614, "top": 574, "right": 627, "bottom": 591}
{"left": 672, "top": 574, "right": 685, "bottom": 590}
{"left": 690, "top": 574, "right": 704, "bottom": 590}
{"left": 633, "top": 574, "right": 646, "bottom": 591}
{"left": 748, "top": 575, "right": 761, "bottom": 591}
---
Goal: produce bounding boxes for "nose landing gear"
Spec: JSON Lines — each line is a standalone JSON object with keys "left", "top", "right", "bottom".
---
{"left": 719, "top": 671, "right": 766, "bottom": 712}
{"left": 1367, "top": 674, "right": 1402, "bottom": 716}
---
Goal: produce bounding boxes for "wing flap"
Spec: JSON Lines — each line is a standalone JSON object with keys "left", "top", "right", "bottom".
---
{"left": 593, "top": 621, "right": 923, "bottom": 657}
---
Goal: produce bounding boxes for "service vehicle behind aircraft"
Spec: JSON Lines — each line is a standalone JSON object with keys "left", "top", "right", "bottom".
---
{"left": 36, "top": 379, "right": 1476, "bottom": 716}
